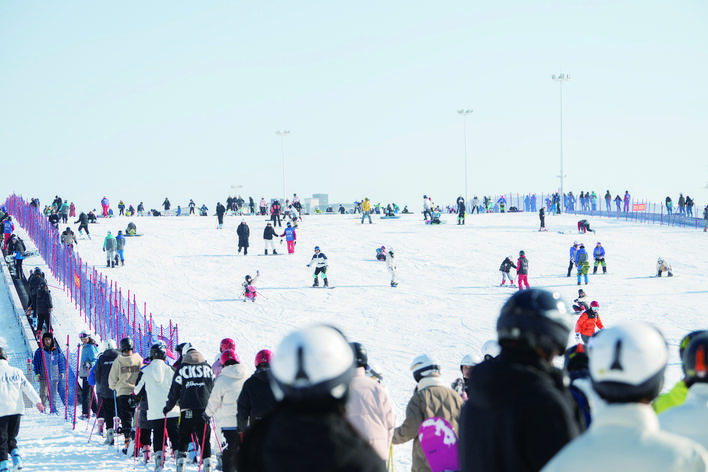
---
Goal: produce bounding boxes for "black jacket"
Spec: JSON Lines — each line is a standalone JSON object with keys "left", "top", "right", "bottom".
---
{"left": 499, "top": 257, "right": 517, "bottom": 273}
{"left": 28, "top": 273, "right": 44, "bottom": 298}
{"left": 35, "top": 287, "right": 53, "bottom": 314}
{"left": 94, "top": 348, "right": 120, "bottom": 399}
{"left": 459, "top": 349, "right": 584, "bottom": 472}
{"left": 75, "top": 212, "right": 88, "bottom": 225}
{"left": 164, "top": 350, "right": 214, "bottom": 412}
{"left": 237, "top": 367, "right": 277, "bottom": 431}
{"left": 238, "top": 402, "right": 385, "bottom": 472}
{"left": 237, "top": 223, "right": 250, "bottom": 247}
{"left": 262, "top": 226, "right": 277, "bottom": 240}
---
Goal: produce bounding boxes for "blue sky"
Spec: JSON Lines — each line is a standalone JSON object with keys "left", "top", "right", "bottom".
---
{"left": 1, "top": 1, "right": 706, "bottom": 212}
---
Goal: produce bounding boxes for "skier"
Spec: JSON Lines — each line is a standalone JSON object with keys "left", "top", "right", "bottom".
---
{"left": 306, "top": 246, "right": 329, "bottom": 287}
{"left": 189, "top": 199, "right": 196, "bottom": 215}
{"left": 392, "top": 353, "right": 464, "bottom": 472}
{"left": 451, "top": 353, "right": 481, "bottom": 401}
{"left": 35, "top": 281, "right": 53, "bottom": 335}
{"left": 270, "top": 199, "right": 282, "bottom": 227}
{"left": 108, "top": 338, "right": 143, "bottom": 451}
{"left": 216, "top": 202, "right": 226, "bottom": 229}
{"left": 238, "top": 325, "right": 385, "bottom": 472}
{"left": 575, "top": 243, "right": 590, "bottom": 285}
{"left": 249, "top": 196, "right": 256, "bottom": 215}
{"left": 361, "top": 197, "right": 373, "bottom": 224}
{"left": 386, "top": 247, "right": 398, "bottom": 287}
{"left": 279, "top": 222, "right": 297, "bottom": 254}
{"left": 263, "top": 222, "right": 278, "bottom": 255}
{"left": 78, "top": 330, "right": 99, "bottom": 419}
{"left": 656, "top": 257, "right": 673, "bottom": 277}
{"left": 210, "top": 338, "right": 236, "bottom": 378}
{"left": 456, "top": 196, "right": 466, "bottom": 225}
{"left": 614, "top": 194, "right": 622, "bottom": 213}
{"left": 573, "top": 288, "right": 589, "bottom": 313}
{"left": 32, "top": 332, "right": 66, "bottom": 413}
{"left": 516, "top": 250, "right": 530, "bottom": 290}
{"left": 242, "top": 273, "right": 259, "bottom": 302}
{"left": 574, "top": 301, "right": 604, "bottom": 344}
{"left": 567, "top": 241, "right": 579, "bottom": 277}
{"left": 0, "top": 346, "right": 44, "bottom": 472}
{"left": 499, "top": 255, "right": 516, "bottom": 287}
{"left": 236, "top": 350, "right": 277, "bottom": 433}
{"left": 103, "top": 231, "right": 117, "bottom": 267}
{"left": 577, "top": 219, "right": 594, "bottom": 234}
{"left": 539, "top": 207, "right": 546, "bottom": 231}
{"left": 204, "top": 349, "right": 247, "bottom": 472}
{"left": 459, "top": 289, "right": 584, "bottom": 472}
{"left": 592, "top": 241, "right": 606, "bottom": 274}
{"left": 133, "top": 342, "right": 180, "bottom": 471}
{"left": 117, "top": 200, "right": 125, "bottom": 216}
{"left": 375, "top": 245, "right": 386, "bottom": 261}
{"left": 541, "top": 322, "right": 708, "bottom": 472}
{"left": 2, "top": 216, "right": 14, "bottom": 251}
{"left": 163, "top": 344, "right": 215, "bottom": 472}
{"left": 115, "top": 230, "right": 126, "bottom": 266}
{"left": 101, "top": 196, "right": 110, "bottom": 218}
{"left": 346, "top": 342, "right": 396, "bottom": 461}
{"left": 471, "top": 196, "right": 480, "bottom": 214}
{"left": 258, "top": 198, "right": 267, "bottom": 216}
{"left": 74, "top": 211, "right": 91, "bottom": 239}
{"left": 236, "top": 219, "right": 250, "bottom": 255}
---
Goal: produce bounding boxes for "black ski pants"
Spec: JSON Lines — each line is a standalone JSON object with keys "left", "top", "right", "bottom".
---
{"left": 149, "top": 417, "right": 179, "bottom": 452}
{"left": 98, "top": 396, "right": 116, "bottom": 429}
{"left": 221, "top": 428, "right": 240, "bottom": 472}
{"left": 178, "top": 409, "right": 211, "bottom": 458}
{"left": 116, "top": 395, "right": 135, "bottom": 437}
{"left": 0, "top": 414, "right": 21, "bottom": 462}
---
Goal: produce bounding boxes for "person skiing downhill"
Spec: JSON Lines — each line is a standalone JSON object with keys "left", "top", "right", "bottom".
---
{"left": 516, "top": 250, "right": 529, "bottom": 290}
{"left": 306, "top": 246, "right": 329, "bottom": 287}
{"left": 499, "top": 256, "right": 517, "bottom": 287}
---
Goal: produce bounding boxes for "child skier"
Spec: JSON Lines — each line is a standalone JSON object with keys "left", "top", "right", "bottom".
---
{"left": 386, "top": 247, "right": 398, "bottom": 287}
{"left": 279, "top": 222, "right": 297, "bottom": 254}
{"left": 574, "top": 301, "right": 604, "bottom": 344}
{"left": 575, "top": 243, "right": 590, "bottom": 285}
{"left": 577, "top": 219, "right": 594, "bottom": 234}
{"left": 592, "top": 241, "right": 606, "bottom": 274}
{"left": 306, "top": 246, "right": 328, "bottom": 287}
{"left": 656, "top": 257, "right": 673, "bottom": 277}
{"left": 516, "top": 250, "right": 529, "bottom": 290}
{"left": 242, "top": 272, "right": 259, "bottom": 302}
{"left": 573, "top": 289, "right": 589, "bottom": 313}
{"left": 376, "top": 246, "right": 386, "bottom": 261}
{"left": 499, "top": 256, "right": 516, "bottom": 287}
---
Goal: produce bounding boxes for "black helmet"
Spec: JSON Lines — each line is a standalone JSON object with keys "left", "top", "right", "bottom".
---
{"left": 519, "top": 250, "right": 525, "bottom": 257}
{"left": 350, "top": 342, "right": 368, "bottom": 368}
{"left": 149, "top": 341, "right": 167, "bottom": 360}
{"left": 679, "top": 330, "right": 707, "bottom": 360}
{"left": 119, "top": 337, "right": 134, "bottom": 353}
{"left": 563, "top": 343, "right": 589, "bottom": 372}
{"left": 0, "top": 346, "right": 7, "bottom": 360}
{"left": 682, "top": 332, "right": 708, "bottom": 386}
{"left": 497, "top": 288, "right": 571, "bottom": 357}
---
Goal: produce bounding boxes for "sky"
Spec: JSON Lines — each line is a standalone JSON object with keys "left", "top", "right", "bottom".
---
{"left": 3, "top": 210, "right": 708, "bottom": 471}
{"left": 1, "top": 1, "right": 707, "bottom": 212}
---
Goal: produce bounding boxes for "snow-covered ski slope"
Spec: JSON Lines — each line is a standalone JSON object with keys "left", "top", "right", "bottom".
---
{"left": 5, "top": 210, "right": 708, "bottom": 472}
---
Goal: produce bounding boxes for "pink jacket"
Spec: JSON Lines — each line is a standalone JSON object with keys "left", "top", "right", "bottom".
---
{"left": 346, "top": 367, "right": 396, "bottom": 461}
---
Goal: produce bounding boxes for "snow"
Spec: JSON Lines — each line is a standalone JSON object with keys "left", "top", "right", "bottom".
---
{"left": 2, "top": 210, "right": 708, "bottom": 471}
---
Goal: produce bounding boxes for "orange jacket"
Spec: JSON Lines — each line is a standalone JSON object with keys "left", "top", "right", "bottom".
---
{"left": 575, "top": 311, "right": 604, "bottom": 336}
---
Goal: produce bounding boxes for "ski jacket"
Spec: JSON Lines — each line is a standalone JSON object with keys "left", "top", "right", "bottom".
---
{"left": 115, "top": 234, "right": 125, "bottom": 251}
{"left": 164, "top": 349, "right": 214, "bottom": 412}
{"left": 460, "top": 349, "right": 584, "bottom": 472}
{"left": 385, "top": 253, "right": 396, "bottom": 272}
{"left": 516, "top": 255, "right": 529, "bottom": 275}
{"left": 346, "top": 367, "right": 396, "bottom": 461}
{"left": 0, "top": 359, "right": 42, "bottom": 416}
{"left": 35, "top": 287, "right": 53, "bottom": 314}
{"left": 423, "top": 198, "right": 432, "bottom": 211}
{"left": 108, "top": 352, "right": 143, "bottom": 396}
{"left": 575, "top": 248, "right": 589, "bottom": 265}
{"left": 541, "top": 403, "right": 708, "bottom": 472}
{"left": 657, "top": 259, "right": 672, "bottom": 274}
{"left": 569, "top": 245, "right": 578, "bottom": 261}
{"left": 574, "top": 310, "right": 604, "bottom": 336}
{"left": 653, "top": 379, "right": 688, "bottom": 414}
{"left": 307, "top": 252, "right": 328, "bottom": 269}
{"left": 280, "top": 227, "right": 296, "bottom": 241}
{"left": 3, "top": 219, "right": 14, "bottom": 234}
{"left": 499, "top": 257, "right": 516, "bottom": 273}
{"left": 270, "top": 201, "right": 282, "bottom": 215}
{"left": 60, "top": 230, "right": 77, "bottom": 246}
{"left": 216, "top": 203, "right": 226, "bottom": 217}
{"left": 263, "top": 225, "right": 278, "bottom": 240}
{"left": 101, "top": 197, "right": 109, "bottom": 207}
{"left": 134, "top": 359, "right": 180, "bottom": 421}
{"left": 163, "top": 199, "right": 171, "bottom": 210}
{"left": 237, "top": 367, "right": 277, "bottom": 432}
{"left": 33, "top": 342, "right": 66, "bottom": 380}
{"left": 103, "top": 234, "right": 116, "bottom": 251}
{"left": 362, "top": 200, "right": 372, "bottom": 212}
{"left": 238, "top": 402, "right": 387, "bottom": 472}
{"left": 392, "top": 375, "right": 464, "bottom": 472}
{"left": 593, "top": 246, "right": 605, "bottom": 260}
{"left": 91, "top": 348, "right": 119, "bottom": 399}
{"left": 205, "top": 362, "right": 248, "bottom": 429}
{"left": 75, "top": 212, "right": 88, "bottom": 225}
{"left": 79, "top": 341, "right": 99, "bottom": 378}
{"left": 659, "top": 383, "right": 708, "bottom": 449}
{"left": 237, "top": 223, "right": 250, "bottom": 246}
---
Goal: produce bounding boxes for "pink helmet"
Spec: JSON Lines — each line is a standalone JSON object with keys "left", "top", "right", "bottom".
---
{"left": 255, "top": 349, "right": 273, "bottom": 367}
{"left": 220, "top": 338, "right": 236, "bottom": 353}
{"left": 220, "top": 349, "right": 240, "bottom": 366}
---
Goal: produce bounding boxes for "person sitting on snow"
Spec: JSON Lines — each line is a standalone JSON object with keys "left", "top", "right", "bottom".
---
{"left": 242, "top": 272, "right": 259, "bottom": 302}
{"left": 376, "top": 246, "right": 387, "bottom": 261}
{"left": 577, "top": 219, "right": 594, "bottom": 234}
{"left": 656, "top": 257, "right": 673, "bottom": 277}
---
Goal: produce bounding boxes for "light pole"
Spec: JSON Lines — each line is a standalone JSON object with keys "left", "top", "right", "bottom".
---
{"left": 551, "top": 73, "right": 570, "bottom": 214}
{"left": 457, "top": 109, "right": 473, "bottom": 205}
{"left": 275, "top": 130, "right": 290, "bottom": 202}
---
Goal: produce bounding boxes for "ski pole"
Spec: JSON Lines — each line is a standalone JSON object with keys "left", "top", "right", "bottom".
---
{"left": 211, "top": 418, "right": 223, "bottom": 454}
{"left": 198, "top": 421, "right": 208, "bottom": 472}
{"left": 88, "top": 398, "right": 103, "bottom": 443}
{"left": 161, "top": 414, "right": 168, "bottom": 470}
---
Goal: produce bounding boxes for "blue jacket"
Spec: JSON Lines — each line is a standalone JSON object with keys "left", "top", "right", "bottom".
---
{"left": 281, "top": 227, "right": 296, "bottom": 241}
{"left": 33, "top": 343, "right": 66, "bottom": 381}
{"left": 575, "top": 247, "right": 589, "bottom": 265}
{"left": 569, "top": 245, "right": 578, "bottom": 260}
{"left": 3, "top": 219, "right": 13, "bottom": 234}
{"left": 79, "top": 342, "right": 99, "bottom": 378}
{"left": 593, "top": 246, "right": 606, "bottom": 260}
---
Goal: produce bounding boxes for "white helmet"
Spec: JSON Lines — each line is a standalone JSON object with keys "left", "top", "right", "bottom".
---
{"left": 270, "top": 325, "right": 354, "bottom": 402}
{"left": 481, "top": 340, "right": 501, "bottom": 360}
{"left": 589, "top": 321, "right": 667, "bottom": 403}
{"left": 410, "top": 353, "right": 440, "bottom": 382}
{"left": 102, "top": 339, "right": 117, "bottom": 351}
{"left": 460, "top": 353, "right": 482, "bottom": 367}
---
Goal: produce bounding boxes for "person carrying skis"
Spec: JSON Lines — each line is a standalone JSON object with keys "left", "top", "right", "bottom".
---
{"left": 656, "top": 257, "right": 673, "bottom": 277}
{"left": 236, "top": 219, "right": 250, "bottom": 255}
{"left": 263, "top": 222, "right": 278, "bottom": 255}
{"left": 592, "top": 241, "right": 606, "bottom": 274}
{"left": 279, "top": 222, "right": 297, "bottom": 254}
{"left": 386, "top": 247, "right": 398, "bottom": 287}
{"left": 243, "top": 273, "right": 259, "bottom": 302}
{"left": 499, "top": 255, "right": 517, "bottom": 287}
{"left": 567, "top": 241, "right": 579, "bottom": 277}
{"left": 306, "top": 246, "right": 328, "bottom": 287}
{"left": 516, "top": 250, "right": 529, "bottom": 290}
{"left": 574, "top": 301, "right": 604, "bottom": 344}
{"left": 103, "top": 231, "right": 117, "bottom": 267}
{"left": 575, "top": 243, "right": 590, "bottom": 285}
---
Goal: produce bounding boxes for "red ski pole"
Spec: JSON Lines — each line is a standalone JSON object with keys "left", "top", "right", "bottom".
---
{"left": 88, "top": 398, "right": 103, "bottom": 443}
{"left": 198, "top": 421, "right": 208, "bottom": 472}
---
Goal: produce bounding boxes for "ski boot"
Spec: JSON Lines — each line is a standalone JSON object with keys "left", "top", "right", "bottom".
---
{"left": 0, "top": 459, "right": 10, "bottom": 472}
{"left": 121, "top": 259, "right": 124, "bottom": 266}
{"left": 154, "top": 451, "right": 164, "bottom": 472}
{"left": 273, "top": 250, "right": 278, "bottom": 254}
{"left": 10, "top": 449, "right": 22, "bottom": 470}
{"left": 312, "top": 278, "right": 319, "bottom": 287}
{"left": 142, "top": 445, "right": 152, "bottom": 462}
{"left": 390, "top": 281, "right": 398, "bottom": 287}
{"left": 603, "top": 267, "right": 607, "bottom": 274}
{"left": 323, "top": 277, "right": 328, "bottom": 287}
{"left": 265, "top": 250, "right": 268, "bottom": 255}
{"left": 593, "top": 267, "right": 597, "bottom": 274}
{"left": 175, "top": 452, "right": 187, "bottom": 472}
{"left": 104, "top": 428, "right": 115, "bottom": 445}
{"left": 202, "top": 457, "right": 214, "bottom": 472}
{"left": 106, "top": 260, "right": 111, "bottom": 268}
{"left": 97, "top": 418, "right": 105, "bottom": 436}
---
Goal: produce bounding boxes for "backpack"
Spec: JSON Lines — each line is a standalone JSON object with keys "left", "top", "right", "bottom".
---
{"left": 577, "top": 250, "right": 588, "bottom": 265}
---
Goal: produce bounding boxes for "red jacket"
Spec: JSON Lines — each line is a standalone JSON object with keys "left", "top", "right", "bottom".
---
{"left": 575, "top": 310, "right": 604, "bottom": 336}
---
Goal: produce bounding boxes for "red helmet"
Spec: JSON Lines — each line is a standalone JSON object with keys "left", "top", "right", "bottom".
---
{"left": 255, "top": 349, "right": 273, "bottom": 367}
{"left": 220, "top": 349, "right": 240, "bottom": 366}
{"left": 220, "top": 338, "right": 236, "bottom": 353}
{"left": 590, "top": 301, "right": 600, "bottom": 310}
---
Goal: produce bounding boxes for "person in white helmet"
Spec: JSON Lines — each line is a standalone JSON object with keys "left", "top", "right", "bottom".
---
{"left": 541, "top": 321, "right": 708, "bottom": 472}
{"left": 452, "top": 353, "right": 482, "bottom": 400}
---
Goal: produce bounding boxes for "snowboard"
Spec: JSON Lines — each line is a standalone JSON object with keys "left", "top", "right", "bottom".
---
{"left": 311, "top": 285, "right": 335, "bottom": 289}
{"left": 257, "top": 253, "right": 284, "bottom": 256}
{"left": 124, "top": 233, "right": 144, "bottom": 237}
{"left": 418, "top": 417, "right": 459, "bottom": 472}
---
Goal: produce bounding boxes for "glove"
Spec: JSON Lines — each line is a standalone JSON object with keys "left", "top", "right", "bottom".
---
{"left": 128, "top": 395, "right": 138, "bottom": 408}
{"left": 35, "top": 374, "right": 40, "bottom": 382}
{"left": 163, "top": 406, "right": 171, "bottom": 416}
{"left": 202, "top": 411, "right": 210, "bottom": 423}
{"left": 102, "top": 248, "right": 105, "bottom": 252}
{"left": 574, "top": 333, "right": 582, "bottom": 343}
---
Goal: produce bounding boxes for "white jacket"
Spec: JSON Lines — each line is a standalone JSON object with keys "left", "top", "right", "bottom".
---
{"left": 0, "top": 359, "right": 41, "bottom": 416}
{"left": 134, "top": 359, "right": 180, "bottom": 421}
{"left": 205, "top": 363, "right": 248, "bottom": 429}
{"left": 345, "top": 367, "right": 396, "bottom": 460}
{"left": 542, "top": 403, "right": 708, "bottom": 472}
{"left": 659, "top": 383, "right": 708, "bottom": 449}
